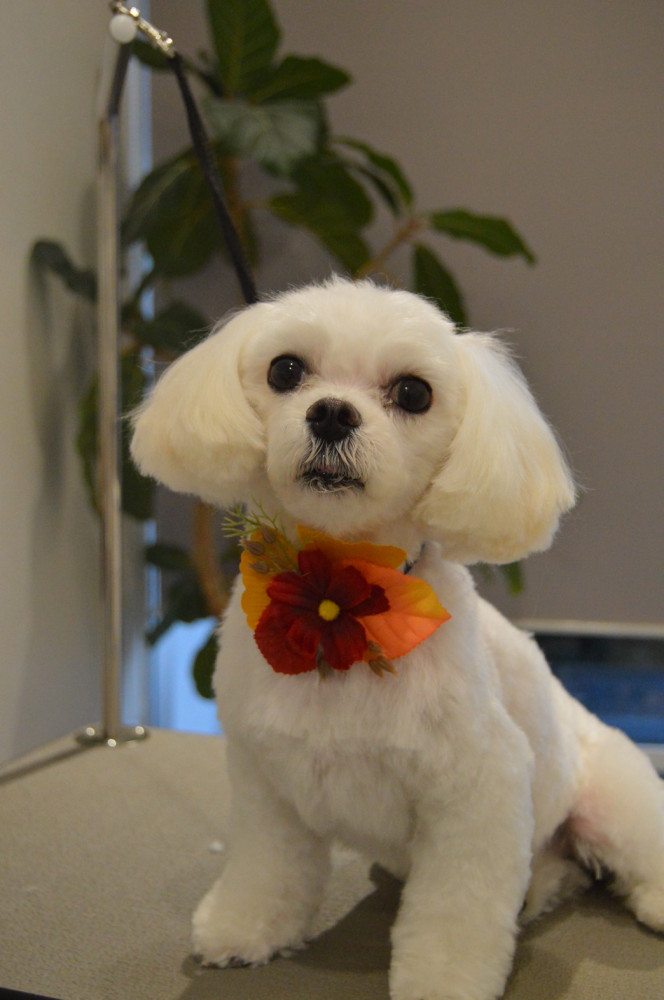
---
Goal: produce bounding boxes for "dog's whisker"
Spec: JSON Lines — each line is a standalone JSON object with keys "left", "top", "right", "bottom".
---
{"left": 296, "top": 439, "right": 367, "bottom": 493}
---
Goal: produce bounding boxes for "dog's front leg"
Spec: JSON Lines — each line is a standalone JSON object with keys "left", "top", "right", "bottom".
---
{"left": 192, "top": 738, "right": 330, "bottom": 967}
{"left": 390, "top": 732, "right": 534, "bottom": 1000}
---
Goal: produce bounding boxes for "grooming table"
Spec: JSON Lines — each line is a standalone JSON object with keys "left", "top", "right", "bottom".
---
{"left": 1, "top": 728, "right": 663, "bottom": 1000}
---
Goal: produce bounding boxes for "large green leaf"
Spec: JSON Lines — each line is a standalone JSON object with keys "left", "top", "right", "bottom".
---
{"left": 76, "top": 378, "right": 100, "bottom": 515}
{"left": 193, "top": 632, "right": 218, "bottom": 699}
{"left": 204, "top": 97, "right": 324, "bottom": 175}
{"left": 77, "top": 353, "right": 154, "bottom": 521}
{"left": 428, "top": 210, "right": 535, "bottom": 264}
{"left": 479, "top": 561, "right": 525, "bottom": 596}
{"left": 131, "top": 39, "right": 222, "bottom": 94}
{"left": 269, "top": 158, "right": 373, "bottom": 273}
{"left": 122, "top": 154, "right": 190, "bottom": 246}
{"left": 145, "top": 543, "right": 192, "bottom": 573}
{"left": 250, "top": 56, "right": 350, "bottom": 102}
{"left": 122, "top": 151, "right": 223, "bottom": 277}
{"left": 336, "top": 138, "right": 414, "bottom": 209}
{"left": 130, "top": 38, "right": 171, "bottom": 71}
{"left": 501, "top": 561, "right": 524, "bottom": 595}
{"left": 412, "top": 244, "right": 467, "bottom": 327}
{"left": 350, "top": 165, "right": 400, "bottom": 215}
{"left": 147, "top": 572, "right": 210, "bottom": 645}
{"left": 120, "top": 356, "right": 155, "bottom": 520}
{"left": 131, "top": 301, "right": 209, "bottom": 355}
{"left": 206, "top": 0, "right": 280, "bottom": 95}
{"left": 31, "top": 240, "right": 97, "bottom": 301}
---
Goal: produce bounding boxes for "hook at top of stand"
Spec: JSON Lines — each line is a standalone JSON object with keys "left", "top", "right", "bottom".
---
{"left": 108, "top": 2, "right": 176, "bottom": 58}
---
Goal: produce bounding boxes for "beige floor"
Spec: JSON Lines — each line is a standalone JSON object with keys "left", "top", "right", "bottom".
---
{"left": 1, "top": 728, "right": 663, "bottom": 1000}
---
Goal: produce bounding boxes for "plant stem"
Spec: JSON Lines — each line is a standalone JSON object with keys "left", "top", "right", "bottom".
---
{"left": 354, "top": 215, "right": 426, "bottom": 279}
{"left": 192, "top": 501, "right": 229, "bottom": 619}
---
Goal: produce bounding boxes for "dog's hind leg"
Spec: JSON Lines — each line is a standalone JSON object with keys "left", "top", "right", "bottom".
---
{"left": 569, "top": 721, "right": 664, "bottom": 931}
{"left": 521, "top": 848, "right": 591, "bottom": 925}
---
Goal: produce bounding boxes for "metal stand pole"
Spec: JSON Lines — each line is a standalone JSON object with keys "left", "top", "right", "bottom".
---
{"left": 78, "top": 29, "right": 147, "bottom": 748}
{"left": 79, "top": 0, "right": 256, "bottom": 746}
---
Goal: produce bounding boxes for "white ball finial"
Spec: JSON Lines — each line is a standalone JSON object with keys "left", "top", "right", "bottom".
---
{"left": 109, "top": 13, "right": 138, "bottom": 45}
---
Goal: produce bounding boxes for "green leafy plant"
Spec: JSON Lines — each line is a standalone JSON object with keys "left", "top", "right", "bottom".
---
{"left": 32, "top": 0, "right": 531, "bottom": 698}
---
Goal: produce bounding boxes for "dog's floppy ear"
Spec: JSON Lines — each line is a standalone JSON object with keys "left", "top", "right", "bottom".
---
{"left": 130, "top": 305, "right": 266, "bottom": 506}
{"left": 414, "top": 333, "right": 575, "bottom": 564}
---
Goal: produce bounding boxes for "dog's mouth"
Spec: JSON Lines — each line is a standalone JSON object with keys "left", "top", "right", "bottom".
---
{"left": 298, "top": 459, "right": 365, "bottom": 494}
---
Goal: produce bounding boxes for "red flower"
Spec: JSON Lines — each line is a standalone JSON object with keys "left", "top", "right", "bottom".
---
{"left": 254, "top": 549, "right": 389, "bottom": 674}
{"left": 240, "top": 526, "right": 450, "bottom": 678}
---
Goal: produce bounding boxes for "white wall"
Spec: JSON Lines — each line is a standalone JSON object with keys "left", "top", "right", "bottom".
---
{"left": 0, "top": 4, "right": 111, "bottom": 762}
{"left": 151, "top": 0, "right": 663, "bottom": 627}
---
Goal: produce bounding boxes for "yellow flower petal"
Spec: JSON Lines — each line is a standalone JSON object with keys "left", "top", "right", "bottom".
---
{"left": 240, "top": 550, "right": 273, "bottom": 630}
{"left": 239, "top": 528, "right": 298, "bottom": 629}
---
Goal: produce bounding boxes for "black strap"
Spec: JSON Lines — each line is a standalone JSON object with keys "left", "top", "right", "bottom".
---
{"left": 168, "top": 52, "right": 259, "bottom": 307}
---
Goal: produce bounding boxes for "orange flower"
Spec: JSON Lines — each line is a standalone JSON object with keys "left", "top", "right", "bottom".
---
{"left": 240, "top": 527, "right": 450, "bottom": 676}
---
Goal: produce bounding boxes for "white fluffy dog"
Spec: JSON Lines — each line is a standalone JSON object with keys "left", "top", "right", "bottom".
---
{"left": 131, "top": 279, "right": 664, "bottom": 1000}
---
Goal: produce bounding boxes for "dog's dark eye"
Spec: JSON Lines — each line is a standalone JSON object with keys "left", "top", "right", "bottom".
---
{"left": 268, "top": 355, "right": 305, "bottom": 393}
{"left": 390, "top": 376, "right": 432, "bottom": 414}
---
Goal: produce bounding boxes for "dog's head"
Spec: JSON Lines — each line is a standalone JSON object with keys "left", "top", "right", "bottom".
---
{"left": 131, "top": 279, "right": 574, "bottom": 563}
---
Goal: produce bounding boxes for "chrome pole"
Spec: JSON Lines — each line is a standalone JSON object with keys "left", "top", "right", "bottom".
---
{"left": 80, "top": 0, "right": 245, "bottom": 745}
{"left": 78, "top": 16, "right": 147, "bottom": 748}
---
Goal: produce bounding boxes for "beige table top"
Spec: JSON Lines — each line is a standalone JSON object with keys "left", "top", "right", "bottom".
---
{"left": 1, "top": 728, "right": 663, "bottom": 1000}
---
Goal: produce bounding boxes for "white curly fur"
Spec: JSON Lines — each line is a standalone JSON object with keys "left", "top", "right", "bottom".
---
{"left": 131, "top": 279, "right": 664, "bottom": 1000}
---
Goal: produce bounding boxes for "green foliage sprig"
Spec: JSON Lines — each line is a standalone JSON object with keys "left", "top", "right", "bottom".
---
{"left": 222, "top": 503, "right": 297, "bottom": 574}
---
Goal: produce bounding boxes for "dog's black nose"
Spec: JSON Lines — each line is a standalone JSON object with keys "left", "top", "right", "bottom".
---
{"left": 306, "top": 397, "right": 362, "bottom": 443}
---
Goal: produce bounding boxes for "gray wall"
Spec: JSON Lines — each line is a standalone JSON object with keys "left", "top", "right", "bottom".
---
{"left": 152, "top": 0, "right": 663, "bottom": 626}
{"left": 0, "top": 4, "right": 147, "bottom": 762}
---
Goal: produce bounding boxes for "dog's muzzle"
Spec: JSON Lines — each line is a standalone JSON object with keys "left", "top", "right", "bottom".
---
{"left": 298, "top": 397, "right": 365, "bottom": 493}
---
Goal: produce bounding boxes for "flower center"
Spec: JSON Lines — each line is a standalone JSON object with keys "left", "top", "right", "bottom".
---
{"left": 318, "top": 598, "right": 341, "bottom": 622}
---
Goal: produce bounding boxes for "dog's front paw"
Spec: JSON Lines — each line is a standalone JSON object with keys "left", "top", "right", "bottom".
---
{"left": 389, "top": 966, "right": 457, "bottom": 1000}
{"left": 389, "top": 970, "right": 494, "bottom": 1000}
{"left": 390, "top": 946, "right": 510, "bottom": 1000}
{"left": 192, "top": 878, "right": 308, "bottom": 968}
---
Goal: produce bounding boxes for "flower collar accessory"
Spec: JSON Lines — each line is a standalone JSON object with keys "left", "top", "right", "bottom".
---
{"left": 230, "top": 511, "right": 450, "bottom": 678}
